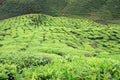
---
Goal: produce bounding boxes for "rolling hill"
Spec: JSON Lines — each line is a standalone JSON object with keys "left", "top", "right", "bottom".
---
{"left": 0, "top": 14, "right": 120, "bottom": 80}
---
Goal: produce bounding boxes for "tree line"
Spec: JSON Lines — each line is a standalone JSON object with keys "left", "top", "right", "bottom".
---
{"left": 0, "top": 0, "right": 119, "bottom": 19}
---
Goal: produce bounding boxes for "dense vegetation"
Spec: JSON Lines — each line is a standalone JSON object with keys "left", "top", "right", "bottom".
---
{"left": 0, "top": 0, "right": 120, "bottom": 20}
{"left": 0, "top": 14, "right": 120, "bottom": 80}
{"left": 0, "top": 0, "right": 120, "bottom": 79}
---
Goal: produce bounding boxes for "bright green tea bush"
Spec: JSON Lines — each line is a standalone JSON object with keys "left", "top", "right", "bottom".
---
{"left": 11, "top": 58, "right": 120, "bottom": 80}
{"left": 0, "top": 64, "right": 17, "bottom": 80}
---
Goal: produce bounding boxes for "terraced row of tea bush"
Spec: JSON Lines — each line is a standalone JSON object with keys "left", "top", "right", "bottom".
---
{"left": 0, "top": 14, "right": 120, "bottom": 80}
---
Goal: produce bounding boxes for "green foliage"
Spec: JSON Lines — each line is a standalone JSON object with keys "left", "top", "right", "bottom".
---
{"left": 19, "top": 58, "right": 120, "bottom": 80}
{"left": 0, "top": 64, "right": 17, "bottom": 80}
{"left": 0, "top": 0, "right": 120, "bottom": 19}
{"left": 0, "top": 14, "right": 120, "bottom": 79}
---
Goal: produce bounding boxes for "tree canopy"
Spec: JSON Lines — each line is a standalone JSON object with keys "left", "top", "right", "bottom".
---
{"left": 0, "top": 0, "right": 120, "bottom": 19}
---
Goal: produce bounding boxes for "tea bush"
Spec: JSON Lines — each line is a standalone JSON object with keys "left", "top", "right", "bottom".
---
{"left": 21, "top": 58, "right": 120, "bottom": 80}
{"left": 0, "top": 64, "right": 17, "bottom": 80}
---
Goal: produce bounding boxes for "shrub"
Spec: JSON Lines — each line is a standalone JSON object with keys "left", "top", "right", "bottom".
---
{"left": 0, "top": 64, "right": 17, "bottom": 80}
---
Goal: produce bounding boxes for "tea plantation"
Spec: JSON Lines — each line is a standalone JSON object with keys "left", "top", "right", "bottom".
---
{"left": 0, "top": 14, "right": 120, "bottom": 80}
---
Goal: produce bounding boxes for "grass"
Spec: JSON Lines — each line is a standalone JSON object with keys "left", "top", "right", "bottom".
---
{"left": 0, "top": 14, "right": 120, "bottom": 80}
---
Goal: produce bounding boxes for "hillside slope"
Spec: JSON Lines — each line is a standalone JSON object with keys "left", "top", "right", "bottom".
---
{"left": 0, "top": 0, "right": 120, "bottom": 20}
{"left": 0, "top": 14, "right": 120, "bottom": 80}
